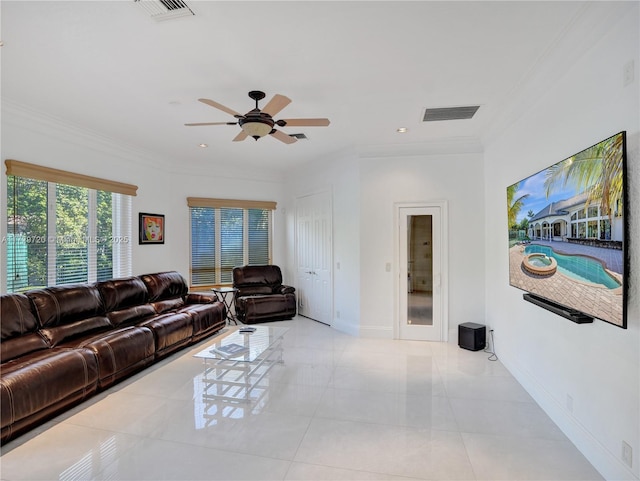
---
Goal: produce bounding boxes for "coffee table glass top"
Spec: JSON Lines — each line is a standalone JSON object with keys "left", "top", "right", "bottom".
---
{"left": 194, "top": 326, "right": 288, "bottom": 363}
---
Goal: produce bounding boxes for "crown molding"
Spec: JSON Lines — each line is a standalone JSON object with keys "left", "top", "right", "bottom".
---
{"left": 2, "top": 98, "right": 164, "bottom": 169}
{"left": 1, "top": 99, "right": 286, "bottom": 183}
{"left": 482, "top": 2, "right": 636, "bottom": 146}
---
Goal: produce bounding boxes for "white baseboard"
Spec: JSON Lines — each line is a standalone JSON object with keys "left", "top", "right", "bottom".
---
{"left": 330, "top": 318, "right": 360, "bottom": 337}
{"left": 503, "top": 354, "right": 638, "bottom": 481}
{"left": 358, "top": 325, "right": 394, "bottom": 339}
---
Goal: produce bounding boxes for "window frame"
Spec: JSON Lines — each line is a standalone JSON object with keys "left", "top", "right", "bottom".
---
{"left": 4, "top": 160, "right": 136, "bottom": 292}
{"left": 188, "top": 197, "right": 275, "bottom": 288}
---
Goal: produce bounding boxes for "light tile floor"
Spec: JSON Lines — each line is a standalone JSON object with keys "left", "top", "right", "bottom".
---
{"left": 0, "top": 317, "right": 603, "bottom": 481}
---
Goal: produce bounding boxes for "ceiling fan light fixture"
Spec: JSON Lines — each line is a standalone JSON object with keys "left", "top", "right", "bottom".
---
{"left": 186, "top": 90, "right": 330, "bottom": 144}
{"left": 240, "top": 119, "right": 273, "bottom": 140}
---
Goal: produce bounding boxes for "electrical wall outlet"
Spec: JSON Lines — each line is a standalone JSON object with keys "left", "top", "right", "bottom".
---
{"left": 336, "top": 310, "right": 340, "bottom": 319}
{"left": 566, "top": 394, "right": 574, "bottom": 413}
{"left": 622, "top": 441, "right": 633, "bottom": 468}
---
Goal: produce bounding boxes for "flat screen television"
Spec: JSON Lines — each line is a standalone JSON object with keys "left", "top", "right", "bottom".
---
{"left": 507, "top": 131, "right": 628, "bottom": 328}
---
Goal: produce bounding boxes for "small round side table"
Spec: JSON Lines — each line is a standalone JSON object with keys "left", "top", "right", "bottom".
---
{"left": 211, "top": 287, "right": 239, "bottom": 325}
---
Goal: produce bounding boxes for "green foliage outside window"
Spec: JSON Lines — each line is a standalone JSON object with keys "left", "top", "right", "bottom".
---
{"left": 6, "top": 175, "right": 117, "bottom": 292}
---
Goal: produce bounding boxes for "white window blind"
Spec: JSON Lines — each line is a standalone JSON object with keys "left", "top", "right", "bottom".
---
{"left": 189, "top": 199, "right": 274, "bottom": 287}
{"left": 5, "top": 161, "right": 135, "bottom": 292}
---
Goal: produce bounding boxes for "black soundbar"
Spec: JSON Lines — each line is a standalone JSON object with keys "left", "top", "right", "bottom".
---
{"left": 523, "top": 293, "right": 594, "bottom": 324}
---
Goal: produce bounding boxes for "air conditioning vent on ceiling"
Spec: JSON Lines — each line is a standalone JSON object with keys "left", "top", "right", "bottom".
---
{"left": 422, "top": 105, "right": 480, "bottom": 122}
{"left": 134, "top": 0, "right": 195, "bottom": 21}
{"left": 290, "top": 133, "right": 308, "bottom": 140}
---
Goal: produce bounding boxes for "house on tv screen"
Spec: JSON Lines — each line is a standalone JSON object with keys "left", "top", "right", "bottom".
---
{"left": 527, "top": 191, "right": 624, "bottom": 247}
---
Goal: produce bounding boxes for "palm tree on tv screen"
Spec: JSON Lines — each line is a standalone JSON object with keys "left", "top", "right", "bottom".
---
{"left": 544, "top": 133, "right": 623, "bottom": 219}
{"left": 507, "top": 183, "right": 529, "bottom": 229}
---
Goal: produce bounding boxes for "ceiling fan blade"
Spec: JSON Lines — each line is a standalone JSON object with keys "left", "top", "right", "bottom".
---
{"left": 232, "top": 130, "right": 249, "bottom": 142}
{"left": 279, "top": 118, "right": 330, "bottom": 127}
{"left": 270, "top": 129, "right": 297, "bottom": 144}
{"left": 261, "top": 94, "right": 291, "bottom": 117}
{"left": 198, "top": 98, "right": 243, "bottom": 118}
{"left": 184, "top": 122, "right": 237, "bottom": 126}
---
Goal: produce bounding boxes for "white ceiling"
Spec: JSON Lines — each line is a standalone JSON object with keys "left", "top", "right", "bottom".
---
{"left": 1, "top": 1, "right": 595, "bottom": 173}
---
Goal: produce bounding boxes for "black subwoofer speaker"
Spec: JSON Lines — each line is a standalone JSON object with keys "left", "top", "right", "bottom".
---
{"left": 458, "top": 322, "right": 486, "bottom": 351}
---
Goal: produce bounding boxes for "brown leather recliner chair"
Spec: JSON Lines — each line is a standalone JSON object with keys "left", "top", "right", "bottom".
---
{"left": 232, "top": 265, "right": 296, "bottom": 324}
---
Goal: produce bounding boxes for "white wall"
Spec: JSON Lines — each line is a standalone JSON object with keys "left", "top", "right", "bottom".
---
{"left": 286, "top": 149, "right": 361, "bottom": 335}
{"left": 359, "top": 151, "right": 486, "bottom": 338}
{"left": 0, "top": 104, "right": 289, "bottom": 288}
{"left": 483, "top": 6, "right": 639, "bottom": 480}
{"left": 134, "top": 171, "right": 290, "bottom": 282}
{"left": 287, "top": 146, "right": 486, "bottom": 339}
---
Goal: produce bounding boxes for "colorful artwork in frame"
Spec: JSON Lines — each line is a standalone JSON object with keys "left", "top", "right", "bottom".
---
{"left": 139, "top": 213, "right": 165, "bottom": 244}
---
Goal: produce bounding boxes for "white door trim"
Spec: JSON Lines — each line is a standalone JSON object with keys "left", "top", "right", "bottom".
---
{"left": 393, "top": 201, "right": 449, "bottom": 342}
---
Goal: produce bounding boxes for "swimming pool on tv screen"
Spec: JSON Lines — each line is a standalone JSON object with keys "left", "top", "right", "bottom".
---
{"left": 524, "top": 244, "right": 620, "bottom": 289}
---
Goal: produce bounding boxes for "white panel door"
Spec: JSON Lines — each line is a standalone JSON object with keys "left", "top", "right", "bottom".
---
{"left": 296, "top": 191, "right": 332, "bottom": 324}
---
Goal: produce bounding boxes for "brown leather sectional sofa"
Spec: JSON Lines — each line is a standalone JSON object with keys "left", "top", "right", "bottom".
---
{"left": 233, "top": 265, "right": 296, "bottom": 324}
{"left": 0, "top": 271, "right": 226, "bottom": 444}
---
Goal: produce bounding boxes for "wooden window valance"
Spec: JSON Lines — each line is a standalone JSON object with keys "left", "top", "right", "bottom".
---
{"left": 5, "top": 159, "right": 138, "bottom": 196}
{"left": 187, "top": 197, "right": 276, "bottom": 210}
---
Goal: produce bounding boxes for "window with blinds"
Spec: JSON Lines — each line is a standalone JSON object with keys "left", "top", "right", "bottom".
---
{"left": 5, "top": 160, "right": 136, "bottom": 292}
{"left": 188, "top": 198, "right": 274, "bottom": 287}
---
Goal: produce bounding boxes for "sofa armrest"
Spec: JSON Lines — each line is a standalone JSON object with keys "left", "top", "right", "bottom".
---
{"left": 185, "top": 293, "right": 217, "bottom": 304}
{"left": 278, "top": 285, "right": 296, "bottom": 295}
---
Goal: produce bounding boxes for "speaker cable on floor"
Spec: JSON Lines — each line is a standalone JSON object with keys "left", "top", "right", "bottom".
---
{"left": 484, "top": 329, "right": 498, "bottom": 362}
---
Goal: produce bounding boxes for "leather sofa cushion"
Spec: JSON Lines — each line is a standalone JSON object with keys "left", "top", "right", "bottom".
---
{"left": 96, "top": 277, "right": 149, "bottom": 312}
{"left": 233, "top": 265, "right": 285, "bottom": 296}
{"left": 1, "top": 334, "right": 50, "bottom": 364}
{"left": 1, "top": 294, "right": 48, "bottom": 362}
{"left": 138, "top": 312, "right": 193, "bottom": 352}
{"left": 107, "top": 305, "right": 156, "bottom": 327}
{"left": 236, "top": 293, "right": 296, "bottom": 324}
{"left": 140, "top": 271, "right": 188, "bottom": 302}
{"left": 237, "top": 285, "right": 273, "bottom": 296}
{"left": 1, "top": 348, "right": 98, "bottom": 429}
{"left": 151, "top": 298, "right": 185, "bottom": 314}
{"left": 181, "top": 302, "right": 226, "bottom": 338}
{"left": 28, "top": 285, "right": 104, "bottom": 328}
{"left": 39, "top": 316, "right": 112, "bottom": 347}
{"left": 66, "top": 326, "right": 155, "bottom": 388}
{"left": 1, "top": 294, "right": 40, "bottom": 340}
{"left": 185, "top": 293, "right": 216, "bottom": 304}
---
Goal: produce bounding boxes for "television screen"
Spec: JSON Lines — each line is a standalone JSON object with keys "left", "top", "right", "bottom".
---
{"left": 507, "top": 131, "right": 627, "bottom": 328}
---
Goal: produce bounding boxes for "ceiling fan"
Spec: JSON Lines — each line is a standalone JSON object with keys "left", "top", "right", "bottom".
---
{"left": 185, "top": 90, "right": 330, "bottom": 144}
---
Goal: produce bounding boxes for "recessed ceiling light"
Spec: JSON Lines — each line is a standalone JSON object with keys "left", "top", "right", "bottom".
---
{"left": 198, "top": 143, "right": 208, "bottom": 148}
{"left": 397, "top": 127, "right": 408, "bottom": 133}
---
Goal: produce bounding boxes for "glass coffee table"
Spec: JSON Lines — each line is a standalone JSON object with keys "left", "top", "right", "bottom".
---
{"left": 194, "top": 325, "right": 288, "bottom": 403}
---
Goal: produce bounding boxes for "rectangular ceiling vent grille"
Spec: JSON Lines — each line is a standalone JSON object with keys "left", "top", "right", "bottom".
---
{"left": 134, "top": 0, "right": 195, "bottom": 22}
{"left": 290, "top": 133, "right": 308, "bottom": 140}
{"left": 423, "top": 106, "right": 480, "bottom": 122}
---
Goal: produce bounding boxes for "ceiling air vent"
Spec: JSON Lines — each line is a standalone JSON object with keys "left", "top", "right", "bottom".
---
{"left": 134, "top": 0, "right": 195, "bottom": 22}
{"left": 290, "top": 133, "right": 308, "bottom": 140}
{"left": 422, "top": 105, "right": 480, "bottom": 122}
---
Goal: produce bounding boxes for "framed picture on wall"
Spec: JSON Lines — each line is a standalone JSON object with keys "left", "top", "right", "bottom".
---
{"left": 139, "top": 213, "right": 165, "bottom": 244}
